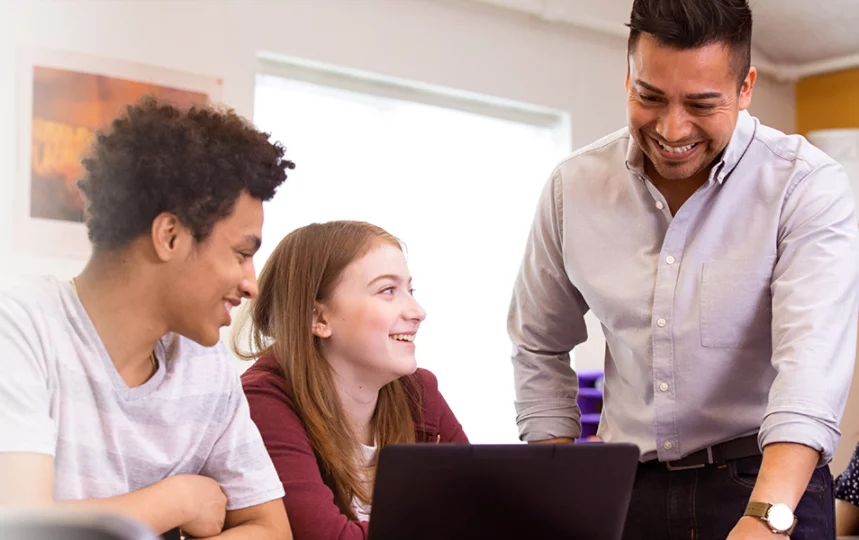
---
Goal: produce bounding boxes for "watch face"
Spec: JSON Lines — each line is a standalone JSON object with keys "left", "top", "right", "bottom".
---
{"left": 766, "top": 503, "right": 794, "bottom": 532}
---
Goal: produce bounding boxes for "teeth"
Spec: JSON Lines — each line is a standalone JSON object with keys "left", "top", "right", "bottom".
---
{"left": 658, "top": 140, "right": 696, "bottom": 153}
{"left": 390, "top": 334, "right": 415, "bottom": 342}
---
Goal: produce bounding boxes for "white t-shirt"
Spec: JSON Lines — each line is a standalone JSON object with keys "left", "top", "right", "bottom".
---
{"left": 352, "top": 443, "right": 377, "bottom": 522}
{"left": 0, "top": 276, "right": 284, "bottom": 510}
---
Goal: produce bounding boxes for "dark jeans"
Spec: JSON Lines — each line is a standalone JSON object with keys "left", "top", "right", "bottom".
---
{"left": 622, "top": 455, "right": 835, "bottom": 540}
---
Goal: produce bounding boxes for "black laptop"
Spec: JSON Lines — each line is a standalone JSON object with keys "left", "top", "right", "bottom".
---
{"left": 368, "top": 442, "right": 639, "bottom": 540}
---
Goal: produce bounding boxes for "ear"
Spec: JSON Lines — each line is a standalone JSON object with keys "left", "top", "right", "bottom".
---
{"left": 311, "top": 303, "right": 333, "bottom": 339}
{"left": 151, "top": 213, "right": 192, "bottom": 262}
{"left": 738, "top": 66, "right": 757, "bottom": 111}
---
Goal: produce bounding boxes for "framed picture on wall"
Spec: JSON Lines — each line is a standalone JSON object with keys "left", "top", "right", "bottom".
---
{"left": 15, "top": 48, "right": 223, "bottom": 260}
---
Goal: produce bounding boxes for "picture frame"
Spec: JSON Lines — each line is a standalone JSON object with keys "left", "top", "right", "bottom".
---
{"left": 15, "top": 49, "right": 223, "bottom": 260}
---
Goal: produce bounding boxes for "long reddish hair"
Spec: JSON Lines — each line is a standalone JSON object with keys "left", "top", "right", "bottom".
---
{"left": 235, "top": 221, "right": 419, "bottom": 519}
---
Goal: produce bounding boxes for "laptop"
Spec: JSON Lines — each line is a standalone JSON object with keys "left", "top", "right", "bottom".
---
{"left": 368, "top": 442, "right": 639, "bottom": 540}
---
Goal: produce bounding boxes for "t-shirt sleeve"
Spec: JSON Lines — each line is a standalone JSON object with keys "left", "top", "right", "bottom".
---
{"left": 200, "top": 355, "right": 285, "bottom": 511}
{"left": 0, "top": 292, "right": 56, "bottom": 455}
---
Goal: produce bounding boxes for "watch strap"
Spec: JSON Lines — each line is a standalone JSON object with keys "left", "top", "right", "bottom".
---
{"left": 743, "top": 502, "right": 797, "bottom": 535}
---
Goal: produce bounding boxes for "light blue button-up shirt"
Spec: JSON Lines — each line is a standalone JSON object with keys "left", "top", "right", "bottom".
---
{"left": 509, "top": 111, "right": 859, "bottom": 463}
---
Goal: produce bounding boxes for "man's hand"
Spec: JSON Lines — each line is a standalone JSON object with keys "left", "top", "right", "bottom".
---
{"left": 528, "top": 437, "right": 574, "bottom": 444}
{"left": 170, "top": 475, "right": 228, "bottom": 538}
{"left": 726, "top": 515, "right": 782, "bottom": 539}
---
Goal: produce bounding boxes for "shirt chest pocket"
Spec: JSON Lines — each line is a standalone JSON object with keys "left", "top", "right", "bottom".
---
{"left": 700, "top": 257, "right": 774, "bottom": 349}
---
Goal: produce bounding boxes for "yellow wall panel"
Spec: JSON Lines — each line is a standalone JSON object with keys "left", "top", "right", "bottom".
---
{"left": 796, "top": 68, "right": 859, "bottom": 135}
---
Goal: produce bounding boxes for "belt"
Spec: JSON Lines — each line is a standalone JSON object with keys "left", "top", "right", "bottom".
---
{"left": 664, "top": 433, "right": 761, "bottom": 471}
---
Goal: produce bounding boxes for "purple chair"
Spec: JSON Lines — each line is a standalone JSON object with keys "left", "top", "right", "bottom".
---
{"left": 576, "top": 371, "right": 604, "bottom": 440}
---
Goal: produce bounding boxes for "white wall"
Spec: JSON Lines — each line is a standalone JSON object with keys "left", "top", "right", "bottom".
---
{"left": 750, "top": 72, "right": 796, "bottom": 136}
{"left": 0, "top": 0, "right": 796, "bottom": 374}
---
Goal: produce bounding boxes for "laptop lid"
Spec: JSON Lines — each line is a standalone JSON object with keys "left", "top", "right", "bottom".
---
{"left": 368, "top": 442, "right": 639, "bottom": 540}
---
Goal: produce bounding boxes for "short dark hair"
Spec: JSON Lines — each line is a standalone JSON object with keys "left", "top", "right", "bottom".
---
{"left": 78, "top": 96, "right": 295, "bottom": 251}
{"left": 626, "top": 0, "right": 753, "bottom": 91}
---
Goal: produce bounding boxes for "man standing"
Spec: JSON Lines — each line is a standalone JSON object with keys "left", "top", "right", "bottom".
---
{"left": 0, "top": 97, "right": 295, "bottom": 538}
{"left": 509, "top": 1, "right": 859, "bottom": 538}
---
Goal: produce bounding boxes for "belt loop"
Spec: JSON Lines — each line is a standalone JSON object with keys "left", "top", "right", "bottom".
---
{"left": 706, "top": 446, "right": 714, "bottom": 465}
{"left": 712, "top": 442, "right": 726, "bottom": 465}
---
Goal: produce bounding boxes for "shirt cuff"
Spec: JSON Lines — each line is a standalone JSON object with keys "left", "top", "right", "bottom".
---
{"left": 758, "top": 410, "right": 840, "bottom": 466}
{"left": 515, "top": 399, "right": 581, "bottom": 442}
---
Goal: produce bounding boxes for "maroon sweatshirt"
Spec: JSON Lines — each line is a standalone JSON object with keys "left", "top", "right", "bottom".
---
{"left": 241, "top": 355, "right": 468, "bottom": 540}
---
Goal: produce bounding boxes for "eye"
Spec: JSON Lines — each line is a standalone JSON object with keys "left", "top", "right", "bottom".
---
{"left": 640, "top": 94, "right": 661, "bottom": 103}
{"left": 236, "top": 251, "right": 253, "bottom": 262}
{"left": 408, "top": 288, "right": 416, "bottom": 296}
{"left": 690, "top": 103, "right": 715, "bottom": 111}
{"left": 380, "top": 286, "right": 395, "bottom": 295}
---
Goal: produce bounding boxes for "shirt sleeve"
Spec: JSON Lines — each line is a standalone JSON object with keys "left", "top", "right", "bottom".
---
{"left": 759, "top": 161, "right": 859, "bottom": 465}
{"left": 0, "top": 291, "right": 56, "bottom": 456}
{"left": 199, "top": 355, "right": 285, "bottom": 511}
{"left": 242, "top": 375, "right": 371, "bottom": 540}
{"left": 509, "top": 168, "right": 590, "bottom": 442}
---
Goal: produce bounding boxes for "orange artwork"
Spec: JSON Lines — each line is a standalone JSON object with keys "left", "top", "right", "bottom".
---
{"left": 30, "top": 66, "right": 210, "bottom": 222}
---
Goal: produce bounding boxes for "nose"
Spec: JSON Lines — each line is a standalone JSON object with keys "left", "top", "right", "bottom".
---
{"left": 239, "top": 274, "right": 259, "bottom": 300}
{"left": 405, "top": 295, "right": 427, "bottom": 324}
{"left": 656, "top": 105, "right": 694, "bottom": 143}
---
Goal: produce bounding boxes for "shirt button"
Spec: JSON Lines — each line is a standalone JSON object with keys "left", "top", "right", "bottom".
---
{"left": 659, "top": 382, "right": 669, "bottom": 392}
{"left": 655, "top": 201, "right": 664, "bottom": 210}
{"left": 666, "top": 255, "right": 675, "bottom": 265}
{"left": 663, "top": 441, "right": 673, "bottom": 450}
{"left": 656, "top": 318, "right": 667, "bottom": 327}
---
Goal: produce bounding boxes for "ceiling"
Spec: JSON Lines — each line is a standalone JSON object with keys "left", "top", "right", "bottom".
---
{"left": 466, "top": 0, "right": 859, "bottom": 80}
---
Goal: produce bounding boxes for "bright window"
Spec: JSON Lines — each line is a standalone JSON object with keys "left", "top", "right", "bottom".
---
{"left": 250, "top": 60, "right": 571, "bottom": 443}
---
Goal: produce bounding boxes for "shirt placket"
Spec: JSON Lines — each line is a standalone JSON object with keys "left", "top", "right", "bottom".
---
{"left": 644, "top": 179, "right": 709, "bottom": 461}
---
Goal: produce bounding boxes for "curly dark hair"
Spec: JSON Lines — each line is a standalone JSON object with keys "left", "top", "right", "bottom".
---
{"left": 77, "top": 96, "right": 295, "bottom": 251}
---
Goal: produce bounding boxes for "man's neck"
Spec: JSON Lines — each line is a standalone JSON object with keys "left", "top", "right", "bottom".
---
{"left": 646, "top": 161, "right": 712, "bottom": 215}
{"left": 74, "top": 253, "right": 167, "bottom": 387}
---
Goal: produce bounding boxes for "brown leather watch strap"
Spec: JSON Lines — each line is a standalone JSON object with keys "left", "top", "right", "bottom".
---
{"left": 743, "top": 502, "right": 797, "bottom": 535}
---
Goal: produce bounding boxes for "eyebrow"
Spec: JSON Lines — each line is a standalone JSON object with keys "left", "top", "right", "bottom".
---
{"left": 367, "top": 274, "right": 412, "bottom": 287}
{"left": 240, "top": 235, "right": 262, "bottom": 253}
{"left": 635, "top": 79, "right": 723, "bottom": 100}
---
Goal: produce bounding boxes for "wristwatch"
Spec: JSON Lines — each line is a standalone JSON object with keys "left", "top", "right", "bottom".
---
{"left": 743, "top": 502, "right": 797, "bottom": 535}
